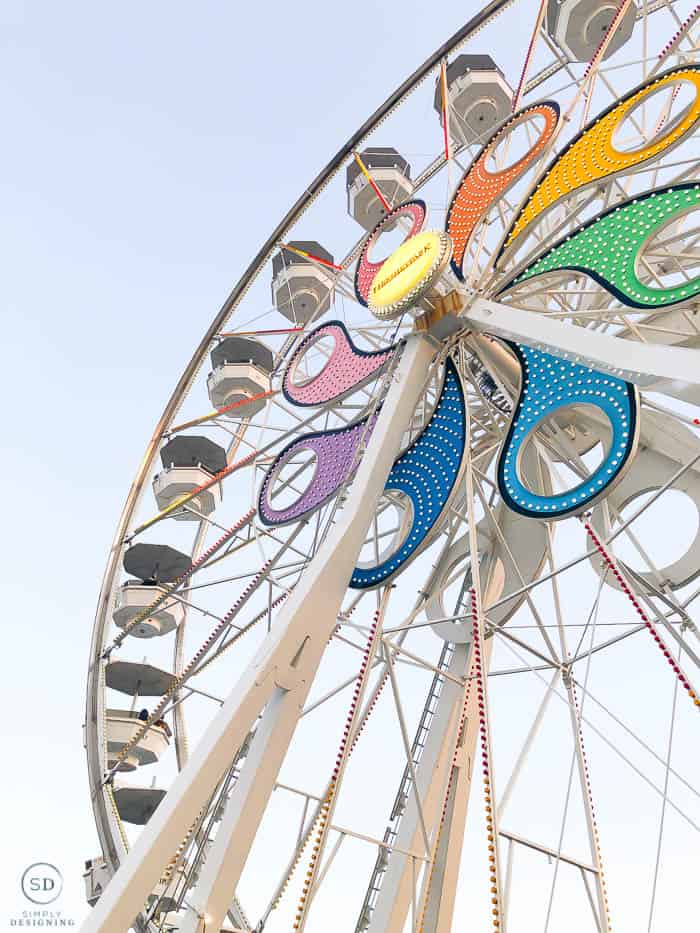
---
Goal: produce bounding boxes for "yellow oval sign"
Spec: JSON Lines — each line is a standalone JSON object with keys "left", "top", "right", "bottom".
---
{"left": 368, "top": 231, "right": 451, "bottom": 318}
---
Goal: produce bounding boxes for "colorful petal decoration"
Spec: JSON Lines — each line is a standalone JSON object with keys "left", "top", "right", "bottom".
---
{"left": 499, "top": 65, "right": 700, "bottom": 260}
{"left": 447, "top": 101, "right": 560, "bottom": 280}
{"left": 258, "top": 412, "right": 379, "bottom": 526}
{"left": 499, "top": 184, "right": 700, "bottom": 309}
{"left": 355, "top": 200, "right": 427, "bottom": 305}
{"left": 351, "top": 359, "right": 467, "bottom": 589}
{"left": 282, "top": 320, "right": 396, "bottom": 407}
{"left": 497, "top": 344, "right": 639, "bottom": 519}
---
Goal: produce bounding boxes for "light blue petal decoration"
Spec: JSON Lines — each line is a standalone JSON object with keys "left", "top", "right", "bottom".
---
{"left": 497, "top": 344, "right": 638, "bottom": 519}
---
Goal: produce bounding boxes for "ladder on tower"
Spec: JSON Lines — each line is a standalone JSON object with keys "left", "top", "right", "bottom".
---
{"left": 355, "top": 640, "right": 455, "bottom": 931}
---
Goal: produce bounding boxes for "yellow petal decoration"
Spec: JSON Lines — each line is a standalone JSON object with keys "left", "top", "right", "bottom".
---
{"left": 499, "top": 66, "right": 700, "bottom": 260}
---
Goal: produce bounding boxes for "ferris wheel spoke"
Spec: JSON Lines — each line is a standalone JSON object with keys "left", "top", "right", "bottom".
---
{"left": 575, "top": 675, "right": 700, "bottom": 801}
{"left": 267, "top": 648, "right": 395, "bottom": 923}
{"left": 286, "top": 592, "right": 395, "bottom": 932}
{"left": 415, "top": 649, "right": 486, "bottom": 933}
{"left": 527, "top": 425, "right": 700, "bottom": 663}
{"left": 361, "top": 646, "right": 473, "bottom": 933}
{"left": 623, "top": 566, "right": 700, "bottom": 655}
{"left": 601, "top": 513, "right": 700, "bottom": 656}
{"left": 585, "top": 521, "right": 700, "bottom": 704}
{"left": 647, "top": 638, "right": 682, "bottom": 929}
{"left": 103, "top": 527, "right": 306, "bottom": 784}
{"left": 470, "top": 472, "right": 560, "bottom": 661}
{"left": 498, "top": 622, "right": 700, "bottom": 833}
{"left": 654, "top": 4, "right": 700, "bottom": 71}
{"left": 563, "top": 675, "right": 613, "bottom": 933}
{"left": 465, "top": 297, "right": 700, "bottom": 405}
{"left": 539, "top": 523, "right": 613, "bottom": 929}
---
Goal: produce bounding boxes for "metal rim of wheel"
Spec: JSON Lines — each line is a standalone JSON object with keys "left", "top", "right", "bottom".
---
{"left": 84, "top": 3, "right": 700, "bottom": 931}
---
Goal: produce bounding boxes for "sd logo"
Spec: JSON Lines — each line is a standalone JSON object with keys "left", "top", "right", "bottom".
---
{"left": 21, "top": 863, "right": 63, "bottom": 905}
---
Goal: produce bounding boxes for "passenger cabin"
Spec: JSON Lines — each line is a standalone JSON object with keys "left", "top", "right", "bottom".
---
{"left": 112, "top": 544, "right": 190, "bottom": 638}
{"left": 105, "top": 661, "right": 174, "bottom": 771}
{"left": 433, "top": 55, "right": 513, "bottom": 147}
{"left": 546, "top": 0, "right": 637, "bottom": 62}
{"left": 153, "top": 435, "right": 226, "bottom": 520}
{"left": 105, "top": 659, "right": 176, "bottom": 697}
{"left": 346, "top": 147, "right": 413, "bottom": 231}
{"left": 113, "top": 784, "right": 167, "bottom": 825}
{"left": 271, "top": 241, "right": 335, "bottom": 323}
{"left": 83, "top": 856, "right": 110, "bottom": 908}
{"left": 106, "top": 708, "right": 171, "bottom": 772}
{"left": 207, "top": 335, "right": 274, "bottom": 416}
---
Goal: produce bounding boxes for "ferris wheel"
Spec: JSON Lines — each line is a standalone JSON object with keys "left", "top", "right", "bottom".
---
{"left": 81, "top": 2, "right": 700, "bottom": 931}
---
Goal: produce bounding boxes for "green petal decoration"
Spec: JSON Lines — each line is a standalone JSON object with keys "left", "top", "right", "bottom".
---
{"left": 499, "top": 184, "right": 700, "bottom": 309}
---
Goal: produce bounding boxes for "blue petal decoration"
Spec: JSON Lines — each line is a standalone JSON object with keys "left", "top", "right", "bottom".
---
{"left": 351, "top": 359, "right": 467, "bottom": 589}
{"left": 497, "top": 344, "right": 639, "bottom": 519}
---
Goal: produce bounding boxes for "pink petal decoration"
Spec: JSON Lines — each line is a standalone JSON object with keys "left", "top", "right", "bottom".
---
{"left": 283, "top": 320, "right": 395, "bottom": 407}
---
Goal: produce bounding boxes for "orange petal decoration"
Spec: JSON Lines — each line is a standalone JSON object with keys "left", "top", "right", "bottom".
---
{"left": 446, "top": 101, "right": 560, "bottom": 280}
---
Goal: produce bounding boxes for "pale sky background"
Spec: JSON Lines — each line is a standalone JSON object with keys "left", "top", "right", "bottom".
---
{"left": 2, "top": 4, "right": 699, "bottom": 932}
{"left": 0, "top": 2, "right": 506, "bottom": 925}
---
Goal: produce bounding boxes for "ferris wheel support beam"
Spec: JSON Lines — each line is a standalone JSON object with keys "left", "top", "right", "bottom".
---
{"left": 366, "top": 560, "right": 505, "bottom": 933}
{"left": 364, "top": 642, "right": 471, "bottom": 933}
{"left": 563, "top": 674, "right": 611, "bottom": 933}
{"left": 464, "top": 298, "right": 700, "bottom": 405}
{"left": 80, "top": 334, "right": 436, "bottom": 933}
{"left": 419, "top": 637, "right": 495, "bottom": 933}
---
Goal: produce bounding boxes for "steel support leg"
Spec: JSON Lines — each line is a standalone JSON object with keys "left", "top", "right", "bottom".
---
{"left": 420, "top": 639, "right": 494, "bottom": 933}
{"left": 365, "top": 643, "right": 471, "bottom": 933}
{"left": 80, "top": 334, "right": 435, "bottom": 933}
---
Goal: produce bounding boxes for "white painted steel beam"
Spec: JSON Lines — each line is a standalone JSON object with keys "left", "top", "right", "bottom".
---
{"left": 80, "top": 334, "right": 436, "bottom": 933}
{"left": 365, "top": 643, "right": 470, "bottom": 933}
{"left": 464, "top": 298, "right": 700, "bottom": 404}
{"left": 420, "top": 639, "right": 494, "bottom": 933}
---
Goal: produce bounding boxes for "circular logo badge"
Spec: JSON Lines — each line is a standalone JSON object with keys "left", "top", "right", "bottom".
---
{"left": 368, "top": 230, "right": 452, "bottom": 319}
{"left": 21, "top": 863, "right": 63, "bottom": 905}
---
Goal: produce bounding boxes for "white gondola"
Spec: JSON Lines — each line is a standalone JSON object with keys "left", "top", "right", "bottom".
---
{"left": 113, "top": 544, "right": 190, "bottom": 638}
{"left": 112, "top": 580, "right": 185, "bottom": 638}
{"left": 105, "top": 659, "right": 175, "bottom": 697}
{"left": 546, "top": 0, "right": 637, "bottom": 62}
{"left": 153, "top": 435, "right": 226, "bottom": 520}
{"left": 113, "top": 784, "right": 167, "bottom": 825}
{"left": 207, "top": 335, "right": 274, "bottom": 415}
{"left": 346, "top": 148, "right": 414, "bottom": 231}
{"left": 106, "top": 709, "right": 171, "bottom": 771}
{"left": 434, "top": 54, "right": 512, "bottom": 147}
{"left": 271, "top": 241, "right": 335, "bottom": 323}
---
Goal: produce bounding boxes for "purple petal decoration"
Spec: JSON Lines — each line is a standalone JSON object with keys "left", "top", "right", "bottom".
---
{"left": 258, "top": 413, "right": 379, "bottom": 526}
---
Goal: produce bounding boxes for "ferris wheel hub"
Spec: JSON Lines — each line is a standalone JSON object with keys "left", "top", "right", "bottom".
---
{"left": 367, "top": 230, "right": 453, "bottom": 320}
